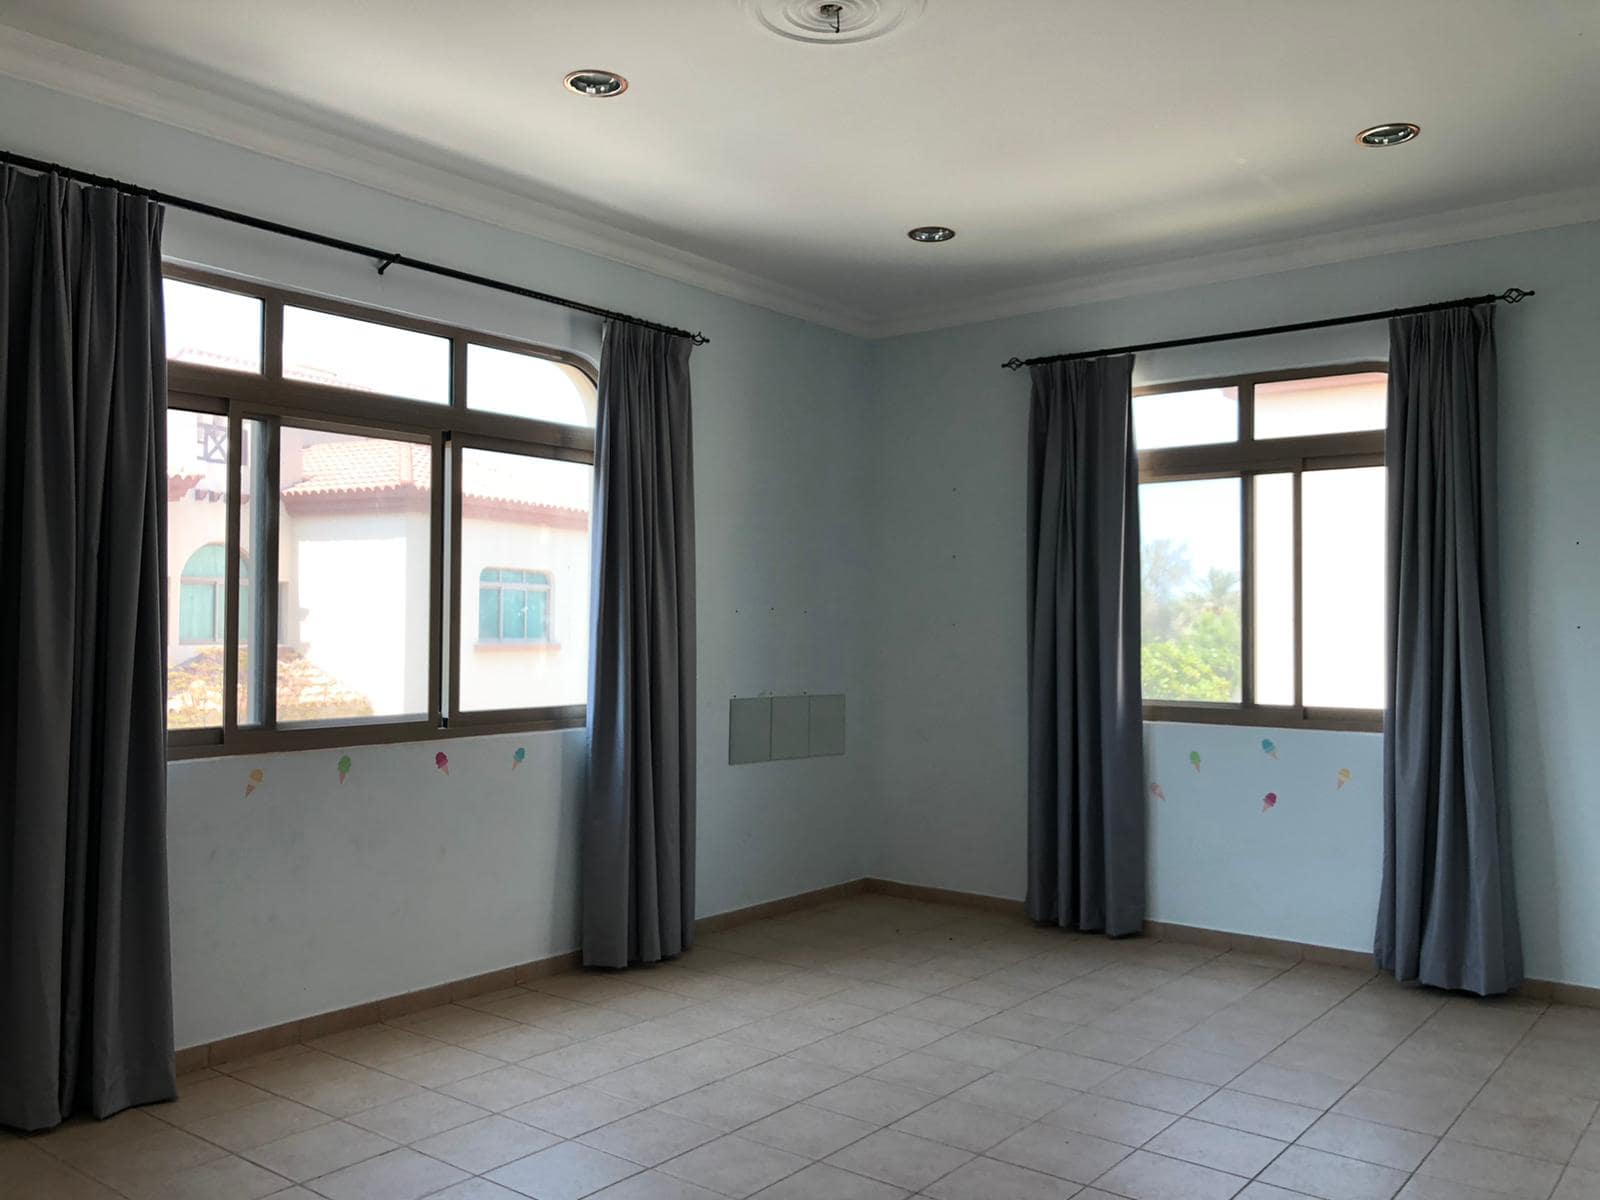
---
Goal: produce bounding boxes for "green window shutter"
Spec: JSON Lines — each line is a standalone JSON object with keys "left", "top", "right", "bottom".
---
{"left": 503, "top": 588, "right": 528, "bottom": 639}
{"left": 179, "top": 582, "right": 217, "bottom": 643}
{"left": 528, "top": 590, "right": 550, "bottom": 641}
{"left": 478, "top": 586, "right": 501, "bottom": 641}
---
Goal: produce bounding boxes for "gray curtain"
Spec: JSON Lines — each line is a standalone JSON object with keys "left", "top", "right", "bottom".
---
{"left": 1026, "top": 355, "right": 1145, "bottom": 936}
{"left": 0, "top": 167, "right": 175, "bottom": 1129}
{"left": 582, "top": 321, "right": 696, "bottom": 968}
{"left": 1375, "top": 305, "right": 1522, "bottom": 995}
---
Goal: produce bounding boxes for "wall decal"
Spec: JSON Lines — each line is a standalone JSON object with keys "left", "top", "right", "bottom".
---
{"left": 1262, "top": 791, "right": 1277, "bottom": 812}
{"left": 1150, "top": 783, "right": 1166, "bottom": 802}
{"left": 337, "top": 754, "right": 352, "bottom": 784}
{"left": 1337, "top": 767, "right": 1352, "bottom": 789}
{"left": 244, "top": 767, "right": 264, "bottom": 798}
{"left": 1189, "top": 750, "right": 1202, "bottom": 772}
{"left": 435, "top": 751, "right": 449, "bottom": 776}
{"left": 1261, "top": 737, "right": 1278, "bottom": 759}
{"left": 512, "top": 746, "right": 526, "bottom": 770}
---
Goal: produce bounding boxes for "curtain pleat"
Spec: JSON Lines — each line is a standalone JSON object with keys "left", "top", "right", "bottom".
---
{"left": 0, "top": 166, "right": 175, "bottom": 1130}
{"left": 1025, "top": 355, "right": 1145, "bottom": 936}
{"left": 582, "top": 321, "right": 696, "bottom": 968}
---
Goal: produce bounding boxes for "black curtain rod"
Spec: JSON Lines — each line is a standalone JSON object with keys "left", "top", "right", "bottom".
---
{"left": 0, "top": 148, "right": 709, "bottom": 346}
{"left": 1000, "top": 288, "right": 1534, "bottom": 370}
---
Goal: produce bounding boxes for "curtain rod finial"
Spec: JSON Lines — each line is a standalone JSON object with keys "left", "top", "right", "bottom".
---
{"left": 692, "top": 332, "right": 710, "bottom": 346}
{"left": 1002, "top": 357, "right": 1025, "bottom": 370}
{"left": 1501, "top": 287, "right": 1533, "bottom": 303}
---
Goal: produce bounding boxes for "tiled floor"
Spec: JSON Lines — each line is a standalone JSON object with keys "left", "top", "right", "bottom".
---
{"left": 6, "top": 894, "right": 1600, "bottom": 1199}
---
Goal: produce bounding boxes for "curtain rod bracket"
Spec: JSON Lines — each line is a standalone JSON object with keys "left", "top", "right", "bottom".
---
{"left": 374, "top": 253, "right": 401, "bottom": 275}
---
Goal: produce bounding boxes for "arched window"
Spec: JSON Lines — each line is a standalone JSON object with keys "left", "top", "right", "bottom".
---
{"left": 478, "top": 568, "right": 552, "bottom": 643}
{"left": 178, "top": 543, "right": 247, "bottom": 644}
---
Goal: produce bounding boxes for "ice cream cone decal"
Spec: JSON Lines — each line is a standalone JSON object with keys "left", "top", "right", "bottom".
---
{"left": 1261, "top": 738, "right": 1278, "bottom": 760}
{"left": 244, "top": 767, "right": 264, "bottom": 797}
{"left": 1150, "top": 783, "right": 1166, "bottom": 802}
{"left": 435, "top": 751, "right": 449, "bottom": 776}
{"left": 1336, "top": 767, "right": 1351, "bottom": 790}
{"left": 512, "top": 746, "right": 526, "bottom": 771}
{"left": 1262, "top": 791, "right": 1277, "bottom": 812}
{"left": 337, "top": 754, "right": 352, "bottom": 784}
{"left": 1189, "top": 750, "right": 1202, "bottom": 773}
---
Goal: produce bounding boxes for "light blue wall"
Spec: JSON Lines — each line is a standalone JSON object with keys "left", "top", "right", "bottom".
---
{"left": 867, "top": 220, "right": 1600, "bottom": 987}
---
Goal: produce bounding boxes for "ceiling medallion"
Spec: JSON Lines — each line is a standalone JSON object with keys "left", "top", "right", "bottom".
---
{"left": 741, "top": 0, "right": 926, "bottom": 44}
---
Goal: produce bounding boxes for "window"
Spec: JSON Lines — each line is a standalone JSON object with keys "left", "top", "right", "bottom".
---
{"left": 478, "top": 570, "right": 553, "bottom": 644}
{"left": 1136, "top": 365, "right": 1387, "bottom": 729}
{"left": 163, "top": 267, "right": 597, "bottom": 756}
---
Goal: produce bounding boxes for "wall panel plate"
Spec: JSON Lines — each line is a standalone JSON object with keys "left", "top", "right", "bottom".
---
{"left": 729, "top": 696, "right": 773, "bottom": 764}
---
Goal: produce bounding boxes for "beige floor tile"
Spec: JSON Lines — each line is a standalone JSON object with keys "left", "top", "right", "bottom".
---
{"left": 1145, "top": 1116, "right": 1286, "bottom": 1176}
{"left": 439, "top": 1065, "right": 569, "bottom": 1112}
{"left": 946, "top": 1072, "right": 1079, "bottom": 1120}
{"left": 1091, "top": 1147, "right": 1247, "bottom": 1199}
{"left": 265, "top": 1062, "right": 424, "bottom": 1118}
{"left": 851, "top": 1014, "right": 953, "bottom": 1051}
{"left": 412, "top": 1114, "right": 560, "bottom": 1173}
{"left": 656, "top": 1081, "right": 793, "bottom": 1132}
{"left": 1055, "top": 1026, "right": 1164, "bottom": 1066}
{"left": 26, "top": 1108, "right": 169, "bottom": 1161}
{"left": 919, "top": 1029, "right": 1030, "bottom": 1070}
{"left": 183, "top": 1095, "right": 332, "bottom": 1151}
{"left": 428, "top": 1177, "right": 534, "bottom": 1199}
{"left": 1231, "top": 1062, "right": 1351, "bottom": 1110}
{"left": 1297, "top": 1113, "right": 1436, "bottom": 1172}
{"left": 791, "top": 1033, "right": 906, "bottom": 1074}
{"left": 921, "top": 1155, "right": 1081, "bottom": 1199}
{"left": 489, "top": 1140, "right": 642, "bottom": 1200}
{"left": 462, "top": 1025, "right": 579, "bottom": 1063}
{"left": 589, "top": 1170, "right": 725, "bottom": 1198}
{"left": 121, "top": 1152, "right": 289, "bottom": 1200}
{"left": 988, "top": 1122, "right": 1131, "bottom": 1183}
{"left": 1042, "top": 1091, "right": 1177, "bottom": 1147}
{"left": 1239, "top": 1183, "right": 1319, "bottom": 1199}
{"left": 1260, "top": 1144, "right": 1412, "bottom": 1199}
{"left": 1449, "top": 1104, "right": 1581, "bottom": 1163}
{"left": 2, "top": 1141, "right": 124, "bottom": 1199}
{"left": 1190, "top": 1089, "right": 1323, "bottom": 1141}
{"left": 382, "top": 1045, "right": 507, "bottom": 1088}
{"left": 726, "top": 1057, "right": 852, "bottom": 1102}
{"left": 809, "top": 1077, "right": 937, "bottom": 1125}
{"left": 507, "top": 1085, "right": 650, "bottom": 1138}
{"left": 148, "top": 1073, "right": 274, "bottom": 1129}
{"left": 1092, "top": 1067, "right": 1218, "bottom": 1115}
{"left": 825, "top": 1128, "right": 972, "bottom": 1191}
{"left": 865, "top": 1051, "right": 987, "bottom": 1097}
{"left": 747, "top": 1161, "right": 908, "bottom": 1198}
{"left": 307, "top": 1146, "right": 467, "bottom": 1200}
{"left": 1416, "top": 1139, "right": 1564, "bottom": 1200}
{"left": 743, "top": 1103, "right": 878, "bottom": 1158}
{"left": 1555, "top": 1166, "right": 1600, "bottom": 1199}
{"left": 309, "top": 1024, "right": 442, "bottom": 1067}
{"left": 346, "top": 1089, "right": 488, "bottom": 1142}
{"left": 579, "top": 1109, "right": 722, "bottom": 1167}
{"left": 1331, "top": 1086, "right": 1469, "bottom": 1137}
{"left": 524, "top": 1041, "right": 650, "bottom": 1085}
{"left": 657, "top": 1133, "right": 810, "bottom": 1197}
{"left": 240, "top": 1120, "right": 396, "bottom": 1182}
{"left": 1574, "top": 1126, "right": 1600, "bottom": 1172}
{"left": 1011, "top": 1049, "right": 1124, "bottom": 1091}
{"left": 71, "top": 1126, "right": 227, "bottom": 1193}
{"left": 890, "top": 1095, "right": 1028, "bottom": 1152}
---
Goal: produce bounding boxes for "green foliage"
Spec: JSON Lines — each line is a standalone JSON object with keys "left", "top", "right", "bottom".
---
{"left": 1141, "top": 538, "right": 1241, "bottom": 701}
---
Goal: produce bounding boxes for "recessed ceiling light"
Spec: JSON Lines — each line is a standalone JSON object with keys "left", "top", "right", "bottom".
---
{"left": 1356, "top": 122, "right": 1420, "bottom": 147}
{"left": 563, "top": 69, "right": 628, "bottom": 98}
{"left": 907, "top": 226, "right": 956, "bottom": 243}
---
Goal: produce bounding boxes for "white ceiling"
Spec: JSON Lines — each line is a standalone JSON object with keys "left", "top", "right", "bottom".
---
{"left": 3, "top": 0, "right": 1599, "bottom": 335}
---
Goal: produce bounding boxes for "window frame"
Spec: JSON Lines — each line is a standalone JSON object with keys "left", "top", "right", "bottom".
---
{"left": 1137, "top": 362, "right": 1387, "bottom": 733}
{"left": 476, "top": 568, "right": 555, "bottom": 646}
{"left": 164, "top": 265, "right": 598, "bottom": 759}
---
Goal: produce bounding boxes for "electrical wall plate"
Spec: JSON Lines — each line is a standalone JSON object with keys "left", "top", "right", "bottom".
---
{"left": 728, "top": 696, "right": 773, "bottom": 764}
{"left": 729, "top": 693, "right": 847, "bottom": 764}
{"left": 809, "top": 694, "right": 846, "bottom": 756}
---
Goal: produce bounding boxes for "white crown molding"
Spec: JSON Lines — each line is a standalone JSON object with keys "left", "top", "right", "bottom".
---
{"left": 3, "top": 24, "right": 1597, "bottom": 344}
{"left": 865, "top": 185, "right": 1600, "bottom": 338}
{"left": 0, "top": 26, "right": 879, "bottom": 337}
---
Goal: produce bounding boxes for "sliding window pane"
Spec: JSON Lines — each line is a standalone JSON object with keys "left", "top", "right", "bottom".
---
{"left": 278, "top": 429, "right": 432, "bottom": 721}
{"left": 1133, "top": 386, "right": 1238, "bottom": 450}
{"left": 164, "top": 279, "right": 262, "bottom": 373}
{"left": 458, "top": 449, "right": 592, "bottom": 711}
{"left": 282, "top": 306, "right": 450, "bottom": 404}
{"left": 467, "top": 344, "right": 596, "bottom": 426}
{"left": 1302, "top": 466, "right": 1386, "bottom": 708}
{"left": 1255, "top": 372, "right": 1387, "bottom": 439}
{"left": 1140, "top": 477, "right": 1242, "bottom": 702}
{"left": 1252, "top": 473, "right": 1296, "bottom": 705}
{"left": 237, "top": 420, "right": 268, "bottom": 727}
{"left": 166, "top": 408, "right": 230, "bottom": 728}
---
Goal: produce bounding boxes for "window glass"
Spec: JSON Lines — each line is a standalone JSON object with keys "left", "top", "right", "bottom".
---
{"left": 283, "top": 306, "right": 450, "bottom": 404}
{"left": 1252, "top": 473, "right": 1296, "bottom": 705}
{"left": 1133, "top": 386, "right": 1238, "bottom": 450}
{"left": 458, "top": 450, "right": 592, "bottom": 711}
{"left": 163, "top": 279, "right": 262, "bottom": 373}
{"left": 166, "top": 409, "right": 230, "bottom": 728}
{"left": 1140, "top": 477, "right": 1242, "bottom": 702}
{"left": 468, "top": 344, "right": 595, "bottom": 426}
{"left": 237, "top": 420, "right": 267, "bottom": 727}
{"left": 277, "top": 429, "right": 433, "bottom": 721}
{"left": 1302, "top": 467, "right": 1386, "bottom": 707}
{"left": 1255, "top": 372, "right": 1387, "bottom": 439}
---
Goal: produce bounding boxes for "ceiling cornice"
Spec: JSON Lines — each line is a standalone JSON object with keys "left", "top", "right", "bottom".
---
{"left": 3, "top": 24, "right": 1597, "bottom": 344}
{"left": 0, "top": 26, "right": 878, "bottom": 337}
